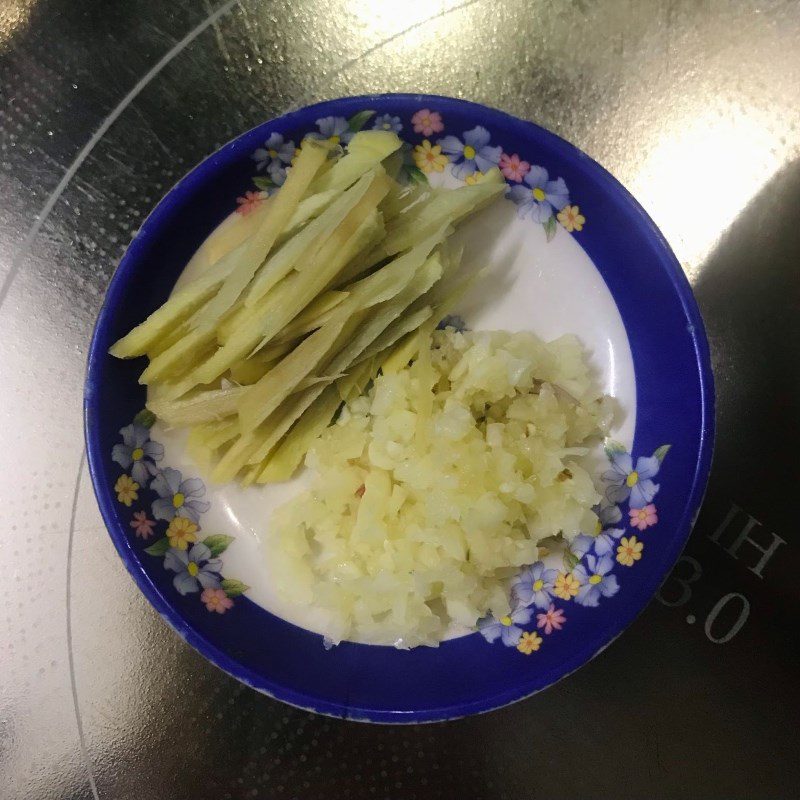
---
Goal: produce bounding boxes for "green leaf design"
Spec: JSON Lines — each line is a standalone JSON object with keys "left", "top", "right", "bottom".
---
{"left": 653, "top": 444, "right": 672, "bottom": 463}
{"left": 562, "top": 550, "right": 580, "bottom": 571}
{"left": 252, "top": 175, "right": 273, "bottom": 190}
{"left": 544, "top": 215, "right": 558, "bottom": 242}
{"left": 603, "top": 438, "right": 627, "bottom": 460}
{"left": 404, "top": 165, "right": 429, "bottom": 185}
{"left": 144, "top": 537, "right": 170, "bottom": 556}
{"left": 133, "top": 409, "right": 156, "bottom": 428}
{"left": 203, "top": 534, "right": 235, "bottom": 558}
{"left": 347, "top": 110, "right": 375, "bottom": 133}
{"left": 221, "top": 578, "right": 250, "bottom": 597}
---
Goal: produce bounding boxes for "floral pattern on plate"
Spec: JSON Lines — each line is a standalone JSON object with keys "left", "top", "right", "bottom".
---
{"left": 111, "top": 411, "right": 249, "bottom": 615}
{"left": 111, "top": 427, "right": 668, "bottom": 645}
{"left": 478, "top": 440, "right": 671, "bottom": 655}
{"left": 246, "top": 107, "right": 588, "bottom": 241}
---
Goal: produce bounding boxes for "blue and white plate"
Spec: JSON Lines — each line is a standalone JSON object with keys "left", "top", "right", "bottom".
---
{"left": 85, "top": 94, "right": 714, "bottom": 723}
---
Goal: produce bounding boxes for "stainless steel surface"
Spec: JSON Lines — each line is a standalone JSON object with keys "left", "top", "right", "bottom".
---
{"left": 1, "top": 1, "right": 798, "bottom": 797}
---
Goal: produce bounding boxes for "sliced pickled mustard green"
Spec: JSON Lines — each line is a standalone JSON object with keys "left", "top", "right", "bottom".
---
{"left": 238, "top": 308, "right": 349, "bottom": 433}
{"left": 147, "top": 385, "right": 247, "bottom": 426}
{"left": 199, "top": 138, "right": 331, "bottom": 327}
{"left": 308, "top": 130, "right": 401, "bottom": 195}
{"left": 215, "top": 382, "right": 333, "bottom": 482}
{"left": 255, "top": 384, "right": 344, "bottom": 483}
{"left": 109, "top": 246, "right": 240, "bottom": 359}
{"left": 244, "top": 171, "right": 377, "bottom": 307}
{"left": 273, "top": 290, "right": 349, "bottom": 342}
{"left": 381, "top": 330, "right": 421, "bottom": 375}
{"left": 350, "top": 305, "right": 433, "bottom": 371}
{"left": 364, "top": 175, "right": 504, "bottom": 268}
{"left": 184, "top": 171, "right": 390, "bottom": 392}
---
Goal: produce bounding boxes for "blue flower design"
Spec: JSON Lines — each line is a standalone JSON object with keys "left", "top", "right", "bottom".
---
{"left": 602, "top": 451, "right": 660, "bottom": 508}
{"left": 252, "top": 132, "right": 296, "bottom": 185}
{"left": 595, "top": 503, "right": 622, "bottom": 530}
{"left": 307, "top": 116, "right": 353, "bottom": 145}
{"left": 436, "top": 314, "right": 467, "bottom": 333}
{"left": 569, "top": 533, "right": 595, "bottom": 560}
{"left": 590, "top": 503, "right": 625, "bottom": 556}
{"left": 573, "top": 554, "right": 619, "bottom": 607}
{"left": 151, "top": 467, "right": 210, "bottom": 524}
{"left": 507, "top": 165, "right": 569, "bottom": 223}
{"left": 164, "top": 542, "right": 222, "bottom": 595}
{"left": 477, "top": 606, "right": 533, "bottom": 646}
{"left": 511, "top": 562, "right": 558, "bottom": 609}
{"left": 111, "top": 424, "right": 164, "bottom": 485}
{"left": 437, "top": 126, "right": 502, "bottom": 180}
{"left": 372, "top": 113, "right": 402, "bottom": 134}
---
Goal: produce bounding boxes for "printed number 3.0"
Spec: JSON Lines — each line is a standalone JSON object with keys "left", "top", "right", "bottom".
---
{"left": 656, "top": 556, "right": 750, "bottom": 643}
{"left": 704, "top": 593, "right": 750, "bottom": 644}
{"left": 656, "top": 556, "right": 702, "bottom": 607}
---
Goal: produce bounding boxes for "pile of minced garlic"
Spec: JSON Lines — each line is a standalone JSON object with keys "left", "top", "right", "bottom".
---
{"left": 269, "top": 328, "right": 613, "bottom": 647}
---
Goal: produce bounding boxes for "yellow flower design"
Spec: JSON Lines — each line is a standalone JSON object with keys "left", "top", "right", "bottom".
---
{"left": 167, "top": 516, "right": 199, "bottom": 550}
{"left": 617, "top": 535, "right": 644, "bottom": 566}
{"left": 517, "top": 631, "right": 543, "bottom": 654}
{"left": 114, "top": 474, "right": 139, "bottom": 507}
{"left": 413, "top": 140, "right": 448, "bottom": 173}
{"left": 557, "top": 204, "right": 586, "bottom": 232}
{"left": 465, "top": 171, "right": 484, "bottom": 185}
{"left": 553, "top": 571, "right": 580, "bottom": 600}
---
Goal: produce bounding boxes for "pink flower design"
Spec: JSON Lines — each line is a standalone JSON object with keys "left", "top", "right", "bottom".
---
{"left": 536, "top": 604, "right": 566, "bottom": 634}
{"left": 236, "top": 190, "right": 264, "bottom": 216}
{"left": 499, "top": 152, "right": 531, "bottom": 182}
{"left": 411, "top": 108, "right": 444, "bottom": 137}
{"left": 129, "top": 510, "right": 156, "bottom": 539}
{"left": 201, "top": 587, "right": 234, "bottom": 614}
{"left": 629, "top": 504, "right": 658, "bottom": 531}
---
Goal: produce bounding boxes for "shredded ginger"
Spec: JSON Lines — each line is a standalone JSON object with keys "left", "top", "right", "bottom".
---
{"left": 269, "top": 328, "right": 614, "bottom": 647}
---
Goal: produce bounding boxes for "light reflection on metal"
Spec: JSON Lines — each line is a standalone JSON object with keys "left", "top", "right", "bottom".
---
{"left": 345, "top": 0, "right": 458, "bottom": 40}
{"left": 0, "top": 0, "right": 35, "bottom": 50}
{"left": 631, "top": 109, "right": 786, "bottom": 282}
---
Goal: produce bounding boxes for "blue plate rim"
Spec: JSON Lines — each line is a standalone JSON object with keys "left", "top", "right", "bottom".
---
{"left": 84, "top": 92, "right": 715, "bottom": 723}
